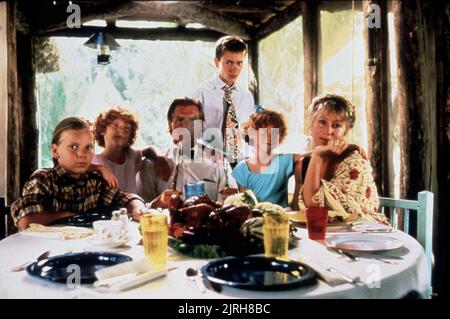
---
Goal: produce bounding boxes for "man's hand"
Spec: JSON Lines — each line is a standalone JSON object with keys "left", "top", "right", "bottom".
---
{"left": 154, "top": 155, "right": 172, "bottom": 182}
{"left": 128, "top": 200, "right": 147, "bottom": 222}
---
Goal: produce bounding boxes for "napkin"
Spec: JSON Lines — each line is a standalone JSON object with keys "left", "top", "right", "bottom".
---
{"left": 94, "top": 259, "right": 172, "bottom": 291}
{"left": 293, "top": 238, "right": 360, "bottom": 286}
{"left": 22, "top": 223, "right": 94, "bottom": 240}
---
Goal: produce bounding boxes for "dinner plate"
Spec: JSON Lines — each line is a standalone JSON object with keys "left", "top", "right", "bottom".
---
{"left": 26, "top": 252, "right": 132, "bottom": 284}
{"left": 200, "top": 256, "right": 317, "bottom": 291}
{"left": 87, "top": 235, "right": 129, "bottom": 248}
{"left": 325, "top": 234, "right": 403, "bottom": 252}
{"left": 50, "top": 211, "right": 112, "bottom": 228}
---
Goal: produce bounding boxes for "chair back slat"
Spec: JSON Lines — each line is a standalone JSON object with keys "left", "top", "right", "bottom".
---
{"left": 391, "top": 207, "right": 398, "bottom": 229}
{"left": 403, "top": 208, "right": 410, "bottom": 234}
{"left": 379, "top": 191, "right": 434, "bottom": 297}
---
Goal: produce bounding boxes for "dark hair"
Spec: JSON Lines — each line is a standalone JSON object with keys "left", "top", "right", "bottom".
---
{"left": 242, "top": 109, "right": 288, "bottom": 143}
{"left": 167, "top": 97, "right": 205, "bottom": 123}
{"left": 93, "top": 107, "right": 139, "bottom": 149}
{"left": 308, "top": 94, "right": 356, "bottom": 129}
{"left": 51, "top": 117, "right": 92, "bottom": 166}
{"left": 215, "top": 35, "right": 248, "bottom": 60}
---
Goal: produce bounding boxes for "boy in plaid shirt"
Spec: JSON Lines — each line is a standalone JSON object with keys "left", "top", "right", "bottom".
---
{"left": 11, "top": 117, "right": 146, "bottom": 230}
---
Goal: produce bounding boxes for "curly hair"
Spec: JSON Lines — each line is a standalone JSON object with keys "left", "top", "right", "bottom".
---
{"left": 93, "top": 107, "right": 139, "bottom": 149}
{"left": 308, "top": 94, "right": 356, "bottom": 129}
{"left": 242, "top": 109, "right": 288, "bottom": 143}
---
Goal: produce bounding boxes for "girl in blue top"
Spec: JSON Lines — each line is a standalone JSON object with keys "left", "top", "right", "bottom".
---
{"left": 232, "top": 110, "right": 303, "bottom": 209}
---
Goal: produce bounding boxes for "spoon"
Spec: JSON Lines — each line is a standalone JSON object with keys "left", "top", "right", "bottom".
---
{"left": 185, "top": 267, "right": 206, "bottom": 294}
{"left": 10, "top": 250, "right": 50, "bottom": 272}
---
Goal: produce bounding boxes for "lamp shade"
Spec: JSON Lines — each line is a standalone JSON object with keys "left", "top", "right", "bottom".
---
{"left": 83, "top": 32, "right": 120, "bottom": 50}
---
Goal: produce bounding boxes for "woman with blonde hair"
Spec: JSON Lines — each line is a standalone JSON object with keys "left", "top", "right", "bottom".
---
{"left": 297, "top": 94, "right": 388, "bottom": 224}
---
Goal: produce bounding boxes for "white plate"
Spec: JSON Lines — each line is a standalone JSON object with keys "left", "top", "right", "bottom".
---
{"left": 87, "top": 235, "right": 129, "bottom": 248}
{"left": 325, "top": 234, "right": 403, "bottom": 252}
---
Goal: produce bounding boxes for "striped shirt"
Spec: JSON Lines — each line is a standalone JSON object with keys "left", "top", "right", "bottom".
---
{"left": 11, "top": 165, "right": 144, "bottom": 226}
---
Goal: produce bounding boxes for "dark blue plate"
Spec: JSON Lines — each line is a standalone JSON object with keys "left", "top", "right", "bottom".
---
{"left": 51, "top": 211, "right": 112, "bottom": 228}
{"left": 200, "top": 256, "right": 317, "bottom": 291}
{"left": 26, "top": 252, "right": 132, "bottom": 284}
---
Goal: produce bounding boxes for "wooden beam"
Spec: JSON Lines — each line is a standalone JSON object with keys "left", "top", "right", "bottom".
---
{"left": 301, "top": 0, "right": 321, "bottom": 134}
{"left": 363, "top": 0, "right": 393, "bottom": 198}
{"left": 38, "top": 25, "right": 225, "bottom": 42}
{"left": 253, "top": 0, "right": 302, "bottom": 40}
{"left": 320, "top": 0, "right": 362, "bottom": 13}
{"left": 35, "top": 1, "right": 146, "bottom": 33}
{"left": 165, "top": 2, "right": 250, "bottom": 40}
{"left": 36, "top": 1, "right": 250, "bottom": 40}
{"left": 0, "top": 1, "right": 7, "bottom": 198}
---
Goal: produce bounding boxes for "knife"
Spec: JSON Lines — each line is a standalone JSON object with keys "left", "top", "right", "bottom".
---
{"left": 171, "top": 143, "right": 183, "bottom": 190}
{"left": 338, "top": 249, "right": 359, "bottom": 261}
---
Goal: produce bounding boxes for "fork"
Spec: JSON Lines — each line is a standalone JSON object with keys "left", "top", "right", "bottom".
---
{"left": 326, "top": 267, "right": 363, "bottom": 285}
{"left": 10, "top": 250, "right": 50, "bottom": 272}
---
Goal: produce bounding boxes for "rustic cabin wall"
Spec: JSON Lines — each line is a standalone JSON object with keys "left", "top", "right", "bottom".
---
{"left": 434, "top": 0, "right": 450, "bottom": 299}
{"left": 363, "top": 0, "right": 394, "bottom": 198}
{"left": 393, "top": 0, "right": 446, "bottom": 295}
{"left": 301, "top": 0, "right": 321, "bottom": 134}
{"left": 6, "top": 0, "right": 19, "bottom": 204}
{"left": 0, "top": 1, "right": 7, "bottom": 198}
{"left": 17, "top": 24, "right": 38, "bottom": 191}
{"left": 393, "top": 0, "right": 439, "bottom": 200}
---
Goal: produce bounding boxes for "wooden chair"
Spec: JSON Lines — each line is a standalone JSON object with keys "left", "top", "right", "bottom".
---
{"left": 0, "top": 196, "right": 9, "bottom": 239}
{"left": 379, "top": 191, "right": 434, "bottom": 296}
{"left": 0, "top": 196, "right": 16, "bottom": 239}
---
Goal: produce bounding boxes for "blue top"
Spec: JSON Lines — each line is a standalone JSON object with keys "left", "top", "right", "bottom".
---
{"left": 231, "top": 154, "right": 294, "bottom": 207}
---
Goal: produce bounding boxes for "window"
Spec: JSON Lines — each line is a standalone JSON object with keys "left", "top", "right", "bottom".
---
{"left": 35, "top": 37, "right": 249, "bottom": 168}
{"left": 321, "top": 7, "right": 367, "bottom": 149}
{"left": 259, "top": 16, "right": 307, "bottom": 153}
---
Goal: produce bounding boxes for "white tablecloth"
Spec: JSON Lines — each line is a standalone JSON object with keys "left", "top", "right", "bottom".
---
{"left": 0, "top": 223, "right": 430, "bottom": 299}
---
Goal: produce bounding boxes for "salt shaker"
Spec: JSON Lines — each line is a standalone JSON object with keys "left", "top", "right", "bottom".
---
{"left": 119, "top": 208, "right": 129, "bottom": 232}
{"left": 111, "top": 210, "right": 121, "bottom": 222}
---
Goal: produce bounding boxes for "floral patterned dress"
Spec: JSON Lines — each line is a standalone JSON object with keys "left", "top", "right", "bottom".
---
{"left": 299, "top": 151, "right": 389, "bottom": 224}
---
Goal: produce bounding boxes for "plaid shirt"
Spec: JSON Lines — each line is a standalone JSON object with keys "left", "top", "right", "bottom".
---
{"left": 11, "top": 165, "right": 144, "bottom": 226}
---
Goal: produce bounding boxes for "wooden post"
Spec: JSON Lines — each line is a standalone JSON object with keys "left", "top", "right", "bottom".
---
{"left": 6, "top": 0, "right": 20, "bottom": 203}
{"left": 363, "top": 0, "right": 394, "bottom": 198}
{"left": 247, "top": 39, "right": 259, "bottom": 105}
{"left": 301, "top": 0, "right": 321, "bottom": 134}
{"left": 17, "top": 30, "right": 38, "bottom": 189}
{"left": 0, "top": 1, "right": 7, "bottom": 198}
{"left": 393, "top": 0, "right": 439, "bottom": 200}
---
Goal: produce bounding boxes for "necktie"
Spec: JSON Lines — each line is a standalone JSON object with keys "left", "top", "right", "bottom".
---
{"left": 223, "top": 85, "right": 239, "bottom": 161}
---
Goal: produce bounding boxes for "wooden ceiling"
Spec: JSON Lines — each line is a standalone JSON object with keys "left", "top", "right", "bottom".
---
{"left": 22, "top": 0, "right": 306, "bottom": 41}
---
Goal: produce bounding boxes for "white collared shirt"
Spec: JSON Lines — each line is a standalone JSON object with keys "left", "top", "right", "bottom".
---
{"left": 192, "top": 75, "right": 255, "bottom": 131}
{"left": 156, "top": 143, "right": 237, "bottom": 201}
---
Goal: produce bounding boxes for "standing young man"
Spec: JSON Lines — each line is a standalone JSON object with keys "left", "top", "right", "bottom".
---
{"left": 193, "top": 35, "right": 255, "bottom": 166}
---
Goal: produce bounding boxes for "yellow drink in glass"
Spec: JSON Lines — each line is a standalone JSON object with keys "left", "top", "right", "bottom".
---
{"left": 263, "top": 213, "right": 290, "bottom": 259}
{"left": 140, "top": 213, "right": 168, "bottom": 266}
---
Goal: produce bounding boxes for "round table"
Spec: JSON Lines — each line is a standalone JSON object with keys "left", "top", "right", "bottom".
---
{"left": 0, "top": 223, "right": 430, "bottom": 299}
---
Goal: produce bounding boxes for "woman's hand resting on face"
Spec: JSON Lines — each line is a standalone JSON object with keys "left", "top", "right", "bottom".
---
{"left": 313, "top": 139, "right": 348, "bottom": 159}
